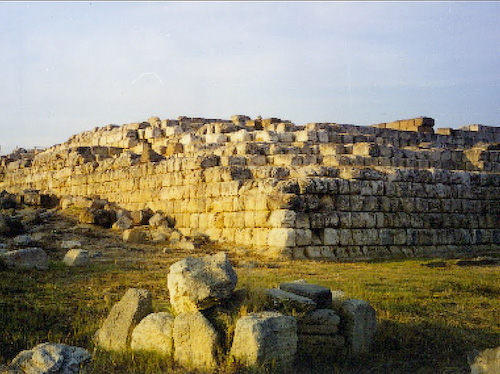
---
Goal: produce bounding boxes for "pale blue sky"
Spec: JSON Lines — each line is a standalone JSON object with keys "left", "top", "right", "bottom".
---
{"left": 1, "top": 1, "right": 499, "bottom": 154}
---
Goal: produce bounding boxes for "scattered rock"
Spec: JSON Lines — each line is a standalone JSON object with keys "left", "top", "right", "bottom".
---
{"left": 173, "top": 311, "right": 219, "bottom": 370}
{"left": 131, "top": 312, "right": 175, "bottom": 356}
{"left": 60, "top": 240, "right": 82, "bottom": 250}
{"left": 338, "top": 299, "right": 377, "bottom": 355}
{"left": 468, "top": 346, "right": 500, "bottom": 374}
{"left": 111, "top": 216, "right": 133, "bottom": 231}
{"left": 122, "top": 228, "right": 147, "bottom": 243}
{"left": 268, "top": 288, "right": 317, "bottom": 313}
{"left": 63, "top": 249, "right": 90, "bottom": 267}
{"left": 95, "top": 288, "right": 153, "bottom": 350}
{"left": 279, "top": 280, "right": 333, "bottom": 309}
{"left": 148, "top": 212, "right": 167, "bottom": 228}
{"left": 131, "top": 209, "right": 153, "bottom": 226}
{"left": 8, "top": 342, "right": 91, "bottom": 374}
{"left": 167, "top": 252, "right": 238, "bottom": 314}
{"left": 0, "top": 215, "right": 25, "bottom": 238}
{"left": 78, "top": 209, "right": 116, "bottom": 228}
{"left": 230, "top": 311, "right": 297, "bottom": 369}
{"left": 0, "top": 247, "right": 49, "bottom": 270}
{"left": 13, "top": 234, "right": 34, "bottom": 247}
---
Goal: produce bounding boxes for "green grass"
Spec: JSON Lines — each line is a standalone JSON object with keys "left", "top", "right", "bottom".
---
{"left": 0, "top": 254, "right": 499, "bottom": 373}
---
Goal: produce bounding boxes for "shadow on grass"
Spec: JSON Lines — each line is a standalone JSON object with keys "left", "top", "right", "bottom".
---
{"left": 294, "top": 319, "right": 500, "bottom": 374}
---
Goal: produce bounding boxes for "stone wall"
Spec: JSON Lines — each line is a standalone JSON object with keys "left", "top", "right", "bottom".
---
{"left": 1, "top": 115, "right": 499, "bottom": 260}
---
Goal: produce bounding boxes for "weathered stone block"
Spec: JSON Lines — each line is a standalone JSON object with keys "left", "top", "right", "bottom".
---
{"left": 230, "top": 312, "right": 297, "bottom": 369}
{"left": 131, "top": 312, "right": 174, "bottom": 356}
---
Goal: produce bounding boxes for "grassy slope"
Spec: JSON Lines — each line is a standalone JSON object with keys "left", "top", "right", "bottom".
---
{"left": 1, "top": 254, "right": 498, "bottom": 373}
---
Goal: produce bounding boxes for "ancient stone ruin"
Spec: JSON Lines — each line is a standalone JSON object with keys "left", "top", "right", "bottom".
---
{"left": 95, "top": 252, "right": 378, "bottom": 371}
{"left": 1, "top": 115, "right": 499, "bottom": 260}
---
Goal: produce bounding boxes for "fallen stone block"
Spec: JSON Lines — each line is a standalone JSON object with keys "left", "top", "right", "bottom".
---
{"left": 297, "top": 309, "right": 341, "bottom": 335}
{"left": 112, "top": 216, "right": 133, "bottom": 231}
{"left": 9, "top": 342, "right": 91, "bottom": 374}
{"left": 60, "top": 240, "right": 82, "bottom": 250}
{"left": 95, "top": 288, "right": 152, "bottom": 350}
{"left": 268, "top": 288, "right": 317, "bottom": 313}
{"left": 230, "top": 311, "right": 297, "bottom": 369}
{"left": 123, "top": 228, "right": 147, "bottom": 243}
{"left": 167, "top": 252, "right": 237, "bottom": 314}
{"left": 131, "top": 312, "right": 174, "bottom": 356}
{"left": 173, "top": 311, "right": 218, "bottom": 370}
{"left": 338, "top": 299, "right": 377, "bottom": 355}
{"left": 0, "top": 247, "right": 48, "bottom": 270}
{"left": 63, "top": 249, "right": 90, "bottom": 267}
{"left": 279, "top": 280, "right": 333, "bottom": 309}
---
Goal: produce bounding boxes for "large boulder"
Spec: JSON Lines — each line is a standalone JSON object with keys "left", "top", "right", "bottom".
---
{"left": 338, "top": 299, "right": 377, "bottom": 355}
{"left": 167, "top": 252, "right": 237, "bottom": 314}
{"left": 469, "top": 346, "right": 500, "bottom": 374}
{"left": 95, "top": 288, "right": 152, "bottom": 350}
{"left": 230, "top": 311, "right": 297, "bottom": 369}
{"left": 0, "top": 248, "right": 49, "bottom": 270}
{"left": 173, "top": 311, "right": 219, "bottom": 370}
{"left": 279, "top": 280, "right": 333, "bottom": 309}
{"left": 131, "top": 312, "right": 175, "bottom": 356}
{"left": 8, "top": 342, "right": 91, "bottom": 374}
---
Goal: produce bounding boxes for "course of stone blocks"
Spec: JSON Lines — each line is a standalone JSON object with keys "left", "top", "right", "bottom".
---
{"left": 1, "top": 114, "right": 499, "bottom": 260}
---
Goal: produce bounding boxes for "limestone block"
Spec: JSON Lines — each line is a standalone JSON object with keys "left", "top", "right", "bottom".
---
{"left": 173, "top": 311, "right": 218, "bottom": 370}
{"left": 231, "top": 129, "right": 251, "bottom": 142}
{"left": 338, "top": 299, "right": 377, "bottom": 355}
{"left": 96, "top": 288, "right": 153, "bottom": 350}
{"left": 268, "top": 228, "right": 296, "bottom": 247}
{"left": 230, "top": 312, "right": 297, "bottom": 369}
{"left": 123, "top": 228, "right": 148, "bottom": 243}
{"left": 268, "top": 209, "right": 296, "bottom": 228}
{"left": 279, "top": 281, "right": 333, "bottom": 309}
{"left": 296, "top": 229, "right": 312, "bottom": 246}
{"left": 322, "top": 228, "right": 340, "bottom": 245}
{"left": 63, "top": 249, "right": 90, "bottom": 267}
{"left": 206, "top": 133, "right": 228, "bottom": 144}
{"left": 167, "top": 252, "right": 238, "bottom": 314}
{"left": 131, "top": 312, "right": 174, "bottom": 355}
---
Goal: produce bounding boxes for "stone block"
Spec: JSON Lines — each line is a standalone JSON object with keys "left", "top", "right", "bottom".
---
{"left": 268, "top": 228, "right": 296, "bottom": 247}
{"left": 96, "top": 288, "right": 153, "bottom": 350}
{"left": 1, "top": 248, "right": 48, "bottom": 270}
{"left": 167, "top": 252, "right": 237, "bottom": 314}
{"left": 131, "top": 312, "right": 174, "bottom": 356}
{"left": 338, "top": 299, "right": 377, "bottom": 355}
{"left": 230, "top": 312, "right": 297, "bottom": 369}
{"left": 63, "top": 249, "right": 90, "bottom": 267}
{"left": 173, "top": 311, "right": 218, "bottom": 370}
{"left": 268, "top": 288, "right": 317, "bottom": 313}
{"left": 279, "top": 281, "right": 333, "bottom": 309}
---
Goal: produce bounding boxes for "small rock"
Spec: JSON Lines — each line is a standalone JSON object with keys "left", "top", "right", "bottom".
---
{"left": 60, "top": 240, "right": 82, "bottom": 250}
{"left": 9, "top": 342, "right": 91, "bottom": 374}
{"left": 123, "top": 228, "right": 147, "bottom": 243}
{"left": 13, "top": 234, "right": 34, "bottom": 247}
{"left": 131, "top": 312, "right": 174, "bottom": 356}
{"left": 63, "top": 249, "right": 90, "bottom": 267}
{"left": 112, "top": 216, "right": 133, "bottom": 231}
{"left": 1, "top": 248, "right": 49, "bottom": 270}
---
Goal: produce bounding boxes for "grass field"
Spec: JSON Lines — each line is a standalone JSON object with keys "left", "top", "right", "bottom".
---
{"left": 1, "top": 248, "right": 498, "bottom": 373}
